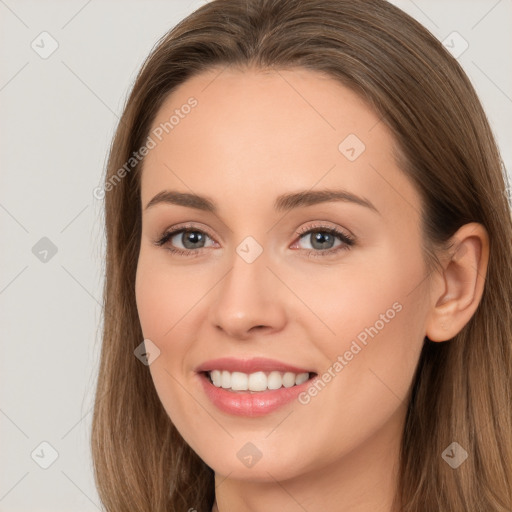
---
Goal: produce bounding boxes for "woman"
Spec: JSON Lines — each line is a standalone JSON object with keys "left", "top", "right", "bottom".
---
{"left": 91, "top": 0, "right": 512, "bottom": 510}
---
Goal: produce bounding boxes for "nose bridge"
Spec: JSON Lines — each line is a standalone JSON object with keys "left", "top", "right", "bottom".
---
{"left": 208, "top": 238, "right": 286, "bottom": 337}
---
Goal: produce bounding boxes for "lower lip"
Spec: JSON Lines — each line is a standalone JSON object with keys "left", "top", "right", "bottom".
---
{"left": 198, "top": 372, "right": 315, "bottom": 417}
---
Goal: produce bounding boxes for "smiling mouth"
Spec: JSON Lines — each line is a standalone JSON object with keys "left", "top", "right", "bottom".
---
{"left": 202, "top": 370, "right": 317, "bottom": 393}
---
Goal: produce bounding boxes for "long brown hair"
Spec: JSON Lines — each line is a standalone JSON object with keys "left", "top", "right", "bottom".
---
{"left": 91, "top": 1, "right": 512, "bottom": 510}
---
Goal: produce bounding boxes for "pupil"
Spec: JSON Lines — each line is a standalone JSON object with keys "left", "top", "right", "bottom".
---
{"left": 183, "top": 231, "right": 204, "bottom": 249}
{"left": 311, "top": 231, "right": 334, "bottom": 250}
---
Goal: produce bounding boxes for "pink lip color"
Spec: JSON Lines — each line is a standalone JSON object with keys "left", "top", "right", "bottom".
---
{"left": 195, "top": 356, "right": 312, "bottom": 374}
{"left": 195, "top": 357, "right": 316, "bottom": 417}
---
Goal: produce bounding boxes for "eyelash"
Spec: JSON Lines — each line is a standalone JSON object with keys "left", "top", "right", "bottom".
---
{"left": 153, "top": 222, "right": 355, "bottom": 259}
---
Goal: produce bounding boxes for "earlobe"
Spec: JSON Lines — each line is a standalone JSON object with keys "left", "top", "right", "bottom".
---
{"left": 425, "top": 222, "right": 489, "bottom": 342}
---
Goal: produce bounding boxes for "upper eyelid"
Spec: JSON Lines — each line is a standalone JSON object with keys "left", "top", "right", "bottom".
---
{"left": 168, "top": 223, "right": 218, "bottom": 242}
{"left": 295, "top": 222, "right": 354, "bottom": 238}
{"left": 158, "top": 222, "right": 354, "bottom": 246}
{"left": 161, "top": 221, "right": 349, "bottom": 236}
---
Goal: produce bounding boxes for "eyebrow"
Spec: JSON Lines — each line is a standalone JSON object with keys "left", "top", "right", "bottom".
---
{"left": 144, "top": 189, "right": 379, "bottom": 214}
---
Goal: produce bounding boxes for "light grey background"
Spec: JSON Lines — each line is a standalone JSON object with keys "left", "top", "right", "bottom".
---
{"left": 0, "top": 0, "right": 510, "bottom": 510}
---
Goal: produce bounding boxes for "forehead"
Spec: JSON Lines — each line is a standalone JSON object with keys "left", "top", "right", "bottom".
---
{"left": 140, "top": 66, "right": 419, "bottom": 221}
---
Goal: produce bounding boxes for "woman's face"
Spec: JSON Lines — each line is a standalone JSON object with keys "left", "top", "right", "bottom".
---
{"left": 135, "top": 67, "right": 433, "bottom": 481}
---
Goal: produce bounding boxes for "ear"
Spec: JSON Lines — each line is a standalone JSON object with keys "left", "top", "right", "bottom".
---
{"left": 425, "top": 222, "right": 489, "bottom": 342}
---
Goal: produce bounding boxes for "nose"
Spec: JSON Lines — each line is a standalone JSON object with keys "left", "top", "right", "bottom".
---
{"left": 208, "top": 248, "right": 287, "bottom": 340}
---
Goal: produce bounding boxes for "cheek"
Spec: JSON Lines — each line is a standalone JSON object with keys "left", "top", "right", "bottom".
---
{"left": 285, "top": 255, "right": 427, "bottom": 467}
{"left": 297, "top": 241, "right": 428, "bottom": 396}
{"left": 134, "top": 249, "right": 214, "bottom": 388}
{"left": 291, "top": 244, "right": 426, "bottom": 351}
{"left": 135, "top": 252, "right": 205, "bottom": 431}
{"left": 135, "top": 249, "right": 204, "bottom": 339}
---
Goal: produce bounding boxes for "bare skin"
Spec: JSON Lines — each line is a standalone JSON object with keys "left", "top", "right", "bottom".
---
{"left": 135, "top": 66, "right": 489, "bottom": 512}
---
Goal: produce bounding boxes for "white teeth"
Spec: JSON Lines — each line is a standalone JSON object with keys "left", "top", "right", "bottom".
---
{"left": 207, "top": 370, "right": 311, "bottom": 391}
{"left": 282, "top": 372, "right": 296, "bottom": 388}
{"left": 295, "top": 372, "right": 309, "bottom": 385}
{"left": 267, "top": 371, "right": 283, "bottom": 390}
{"left": 231, "top": 371, "right": 248, "bottom": 391}
{"left": 221, "top": 370, "right": 231, "bottom": 389}
{"left": 211, "top": 370, "right": 222, "bottom": 387}
{"left": 248, "top": 371, "right": 267, "bottom": 391}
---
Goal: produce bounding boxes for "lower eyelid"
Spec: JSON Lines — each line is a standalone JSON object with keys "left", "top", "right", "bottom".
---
{"left": 304, "top": 244, "right": 351, "bottom": 258}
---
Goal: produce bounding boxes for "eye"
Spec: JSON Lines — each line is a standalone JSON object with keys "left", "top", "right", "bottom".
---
{"left": 153, "top": 222, "right": 355, "bottom": 258}
{"left": 153, "top": 224, "right": 216, "bottom": 257}
{"left": 291, "top": 224, "right": 355, "bottom": 257}
{"left": 168, "top": 230, "right": 214, "bottom": 250}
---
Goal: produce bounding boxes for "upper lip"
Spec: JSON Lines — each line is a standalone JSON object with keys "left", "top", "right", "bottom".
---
{"left": 195, "top": 357, "right": 315, "bottom": 374}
